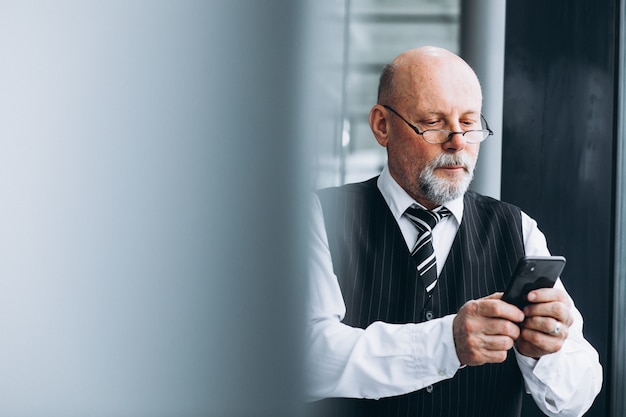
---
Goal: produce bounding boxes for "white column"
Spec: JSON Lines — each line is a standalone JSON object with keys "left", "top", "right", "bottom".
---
{"left": 460, "top": 0, "right": 507, "bottom": 200}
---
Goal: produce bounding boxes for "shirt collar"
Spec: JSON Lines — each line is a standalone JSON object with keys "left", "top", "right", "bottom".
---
{"left": 377, "top": 163, "right": 464, "bottom": 224}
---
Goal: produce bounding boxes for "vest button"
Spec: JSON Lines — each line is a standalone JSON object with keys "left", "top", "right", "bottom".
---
{"left": 425, "top": 310, "right": 434, "bottom": 321}
{"left": 426, "top": 384, "right": 434, "bottom": 393}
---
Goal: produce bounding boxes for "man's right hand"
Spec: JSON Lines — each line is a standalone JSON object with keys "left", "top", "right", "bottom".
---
{"left": 452, "top": 293, "right": 525, "bottom": 366}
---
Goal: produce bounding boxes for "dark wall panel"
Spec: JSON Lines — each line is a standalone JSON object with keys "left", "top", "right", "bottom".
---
{"left": 502, "top": 0, "right": 618, "bottom": 416}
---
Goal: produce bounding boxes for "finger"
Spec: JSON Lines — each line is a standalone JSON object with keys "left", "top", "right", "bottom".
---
{"left": 482, "top": 334, "right": 516, "bottom": 352}
{"left": 515, "top": 335, "right": 552, "bottom": 358}
{"left": 548, "top": 320, "right": 563, "bottom": 336}
{"left": 458, "top": 346, "right": 510, "bottom": 366}
{"left": 522, "top": 320, "right": 570, "bottom": 351}
{"left": 477, "top": 299, "right": 525, "bottom": 323}
{"left": 484, "top": 292, "right": 504, "bottom": 300}
{"left": 524, "top": 301, "right": 572, "bottom": 325}
{"left": 519, "top": 326, "right": 567, "bottom": 351}
{"left": 455, "top": 334, "right": 515, "bottom": 365}
{"left": 526, "top": 288, "right": 571, "bottom": 305}
{"left": 522, "top": 316, "right": 565, "bottom": 335}
{"left": 484, "top": 318, "right": 521, "bottom": 339}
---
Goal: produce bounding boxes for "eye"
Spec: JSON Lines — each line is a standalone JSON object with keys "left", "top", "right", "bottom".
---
{"left": 460, "top": 119, "right": 479, "bottom": 129}
{"left": 420, "top": 119, "right": 443, "bottom": 128}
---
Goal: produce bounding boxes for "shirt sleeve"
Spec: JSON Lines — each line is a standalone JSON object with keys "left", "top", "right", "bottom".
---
{"left": 305, "top": 194, "right": 462, "bottom": 401}
{"left": 306, "top": 197, "right": 602, "bottom": 410}
{"left": 514, "top": 212, "right": 603, "bottom": 416}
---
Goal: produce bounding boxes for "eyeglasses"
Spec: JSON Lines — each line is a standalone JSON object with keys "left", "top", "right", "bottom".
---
{"left": 382, "top": 105, "right": 493, "bottom": 144}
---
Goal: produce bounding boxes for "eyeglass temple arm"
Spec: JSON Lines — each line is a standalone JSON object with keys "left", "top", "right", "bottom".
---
{"left": 481, "top": 114, "right": 494, "bottom": 135}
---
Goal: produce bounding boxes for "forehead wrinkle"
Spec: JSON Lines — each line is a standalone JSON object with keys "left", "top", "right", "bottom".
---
{"left": 396, "top": 73, "right": 482, "bottom": 114}
{"left": 425, "top": 109, "right": 481, "bottom": 117}
{"left": 410, "top": 105, "right": 482, "bottom": 119}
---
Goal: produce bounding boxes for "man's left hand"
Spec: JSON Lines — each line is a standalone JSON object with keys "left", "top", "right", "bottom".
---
{"left": 515, "top": 288, "right": 574, "bottom": 358}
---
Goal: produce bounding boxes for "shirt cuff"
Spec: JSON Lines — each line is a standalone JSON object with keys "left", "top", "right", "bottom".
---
{"left": 515, "top": 349, "right": 565, "bottom": 413}
{"left": 410, "top": 314, "right": 462, "bottom": 385}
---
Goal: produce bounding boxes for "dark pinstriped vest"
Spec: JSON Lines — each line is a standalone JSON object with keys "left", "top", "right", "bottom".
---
{"left": 314, "top": 177, "right": 526, "bottom": 417}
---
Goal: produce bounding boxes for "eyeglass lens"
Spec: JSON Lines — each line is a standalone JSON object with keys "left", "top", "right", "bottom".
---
{"left": 422, "top": 130, "right": 489, "bottom": 144}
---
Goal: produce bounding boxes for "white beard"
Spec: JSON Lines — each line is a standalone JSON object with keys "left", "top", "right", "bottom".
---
{"left": 418, "top": 152, "right": 477, "bottom": 205}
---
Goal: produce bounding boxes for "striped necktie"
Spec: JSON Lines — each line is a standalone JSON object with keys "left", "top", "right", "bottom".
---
{"left": 405, "top": 206, "right": 452, "bottom": 293}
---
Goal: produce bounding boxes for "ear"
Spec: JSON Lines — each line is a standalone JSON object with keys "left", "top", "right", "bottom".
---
{"left": 369, "top": 104, "right": 390, "bottom": 147}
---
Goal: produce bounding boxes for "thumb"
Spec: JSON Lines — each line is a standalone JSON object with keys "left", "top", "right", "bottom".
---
{"left": 483, "top": 292, "right": 504, "bottom": 300}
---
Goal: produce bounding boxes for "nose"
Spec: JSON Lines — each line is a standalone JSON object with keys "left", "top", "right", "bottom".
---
{"left": 443, "top": 131, "right": 467, "bottom": 152}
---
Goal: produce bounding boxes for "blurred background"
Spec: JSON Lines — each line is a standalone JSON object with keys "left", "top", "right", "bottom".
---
{"left": 0, "top": 0, "right": 623, "bottom": 416}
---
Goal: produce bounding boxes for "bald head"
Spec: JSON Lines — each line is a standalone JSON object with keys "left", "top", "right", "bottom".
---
{"left": 369, "top": 46, "right": 484, "bottom": 207}
{"left": 377, "top": 46, "right": 482, "bottom": 109}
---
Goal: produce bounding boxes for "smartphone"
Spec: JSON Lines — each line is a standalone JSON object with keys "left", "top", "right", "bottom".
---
{"left": 501, "top": 256, "right": 566, "bottom": 309}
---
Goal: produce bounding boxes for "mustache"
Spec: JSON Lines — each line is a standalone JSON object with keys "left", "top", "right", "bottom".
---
{"left": 429, "top": 153, "right": 475, "bottom": 172}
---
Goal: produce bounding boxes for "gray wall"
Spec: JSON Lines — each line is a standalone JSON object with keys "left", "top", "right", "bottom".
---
{"left": 0, "top": 2, "right": 312, "bottom": 416}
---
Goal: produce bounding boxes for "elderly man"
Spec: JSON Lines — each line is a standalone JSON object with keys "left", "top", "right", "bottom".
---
{"left": 306, "top": 46, "right": 602, "bottom": 417}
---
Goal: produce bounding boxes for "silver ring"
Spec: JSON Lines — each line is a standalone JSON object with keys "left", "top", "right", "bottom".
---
{"left": 550, "top": 322, "right": 561, "bottom": 335}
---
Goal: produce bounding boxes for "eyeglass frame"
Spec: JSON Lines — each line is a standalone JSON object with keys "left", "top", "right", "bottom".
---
{"left": 382, "top": 104, "right": 494, "bottom": 144}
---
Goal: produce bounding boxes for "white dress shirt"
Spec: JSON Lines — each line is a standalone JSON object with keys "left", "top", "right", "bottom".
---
{"left": 306, "top": 164, "right": 602, "bottom": 416}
